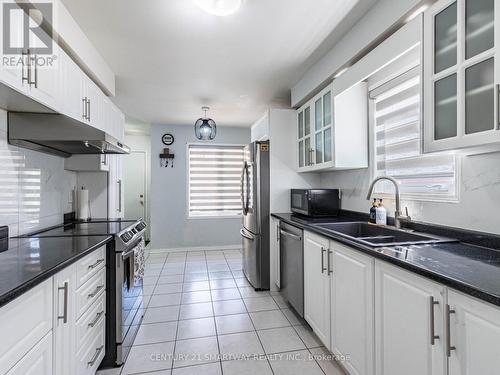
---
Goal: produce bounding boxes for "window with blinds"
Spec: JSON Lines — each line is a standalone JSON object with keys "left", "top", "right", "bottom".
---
{"left": 188, "top": 144, "right": 245, "bottom": 217}
{"left": 371, "top": 66, "right": 458, "bottom": 200}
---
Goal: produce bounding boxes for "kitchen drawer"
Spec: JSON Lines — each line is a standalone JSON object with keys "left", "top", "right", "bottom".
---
{"left": 76, "top": 269, "right": 106, "bottom": 319}
{"left": 76, "top": 245, "right": 106, "bottom": 288}
{"left": 6, "top": 331, "right": 53, "bottom": 375}
{"left": 76, "top": 317, "right": 105, "bottom": 375}
{"left": 76, "top": 292, "right": 106, "bottom": 351}
{"left": 0, "top": 278, "right": 53, "bottom": 374}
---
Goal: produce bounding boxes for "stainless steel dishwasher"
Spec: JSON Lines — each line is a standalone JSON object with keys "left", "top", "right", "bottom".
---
{"left": 279, "top": 221, "right": 304, "bottom": 317}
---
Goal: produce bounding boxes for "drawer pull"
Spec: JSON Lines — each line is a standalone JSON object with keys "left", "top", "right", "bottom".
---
{"left": 88, "top": 285, "right": 105, "bottom": 299}
{"left": 88, "top": 310, "right": 105, "bottom": 328}
{"left": 88, "top": 259, "right": 105, "bottom": 270}
{"left": 87, "top": 345, "right": 104, "bottom": 367}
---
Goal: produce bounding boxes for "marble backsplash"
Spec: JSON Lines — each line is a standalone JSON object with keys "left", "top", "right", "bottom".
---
{"left": 0, "top": 109, "right": 77, "bottom": 236}
{"left": 320, "top": 151, "right": 500, "bottom": 235}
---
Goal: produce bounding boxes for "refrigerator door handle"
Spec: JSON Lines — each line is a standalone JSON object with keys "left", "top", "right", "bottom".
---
{"left": 240, "top": 228, "right": 254, "bottom": 241}
{"left": 241, "top": 163, "right": 247, "bottom": 214}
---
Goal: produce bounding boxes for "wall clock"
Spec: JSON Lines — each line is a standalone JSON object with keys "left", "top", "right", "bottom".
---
{"left": 162, "top": 133, "right": 174, "bottom": 146}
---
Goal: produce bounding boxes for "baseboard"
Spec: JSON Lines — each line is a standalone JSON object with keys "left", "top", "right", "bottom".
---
{"left": 148, "top": 244, "right": 242, "bottom": 254}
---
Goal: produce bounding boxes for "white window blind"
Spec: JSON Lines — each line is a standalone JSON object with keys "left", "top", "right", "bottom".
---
{"left": 188, "top": 144, "right": 244, "bottom": 217}
{"left": 371, "top": 67, "right": 458, "bottom": 200}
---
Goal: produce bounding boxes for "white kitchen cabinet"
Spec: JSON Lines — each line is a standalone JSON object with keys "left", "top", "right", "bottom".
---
{"left": 54, "top": 264, "right": 77, "bottom": 375}
{"left": 64, "top": 154, "right": 110, "bottom": 172}
{"left": 270, "top": 217, "right": 280, "bottom": 289}
{"left": 61, "top": 50, "right": 86, "bottom": 122}
{"left": 374, "top": 260, "right": 446, "bottom": 375}
{"left": 447, "top": 290, "right": 500, "bottom": 375}
{"left": 6, "top": 332, "right": 53, "bottom": 375}
{"left": 303, "top": 231, "right": 331, "bottom": 347}
{"left": 331, "top": 241, "right": 374, "bottom": 375}
{"left": 0, "top": 278, "right": 53, "bottom": 374}
{"left": 423, "top": 0, "right": 500, "bottom": 153}
{"left": 297, "top": 81, "right": 368, "bottom": 172}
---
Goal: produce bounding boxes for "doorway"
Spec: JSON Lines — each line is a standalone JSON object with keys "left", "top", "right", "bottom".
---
{"left": 123, "top": 151, "right": 148, "bottom": 237}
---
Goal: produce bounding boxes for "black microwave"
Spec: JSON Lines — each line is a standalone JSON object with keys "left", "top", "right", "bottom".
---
{"left": 291, "top": 189, "right": 340, "bottom": 217}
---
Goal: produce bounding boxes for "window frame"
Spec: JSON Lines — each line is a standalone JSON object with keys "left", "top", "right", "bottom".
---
{"left": 368, "top": 65, "right": 461, "bottom": 203}
{"left": 186, "top": 142, "right": 246, "bottom": 220}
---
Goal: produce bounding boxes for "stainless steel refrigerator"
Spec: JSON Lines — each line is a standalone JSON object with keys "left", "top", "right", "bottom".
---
{"left": 240, "top": 141, "right": 270, "bottom": 290}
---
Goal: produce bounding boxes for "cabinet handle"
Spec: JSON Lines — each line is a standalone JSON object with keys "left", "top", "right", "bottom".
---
{"left": 57, "top": 282, "right": 69, "bottom": 323}
{"left": 276, "top": 223, "right": 280, "bottom": 242}
{"left": 118, "top": 179, "right": 122, "bottom": 212}
{"left": 22, "top": 50, "right": 29, "bottom": 84}
{"left": 88, "top": 310, "right": 105, "bottom": 328}
{"left": 430, "top": 296, "right": 440, "bottom": 345}
{"left": 88, "top": 258, "right": 105, "bottom": 270}
{"left": 445, "top": 304, "right": 456, "bottom": 357}
{"left": 327, "top": 249, "right": 333, "bottom": 275}
{"left": 87, "top": 345, "right": 104, "bottom": 367}
{"left": 88, "top": 285, "right": 105, "bottom": 299}
{"left": 321, "top": 247, "right": 326, "bottom": 273}
{"left": 33, "top": 54, "right": 38, "bottom": 88}
{"left": 87, "top": 98, "right": 91, "bottom": 121}
{"left": 82, "top": 98, "right": 86, "bottom": 119}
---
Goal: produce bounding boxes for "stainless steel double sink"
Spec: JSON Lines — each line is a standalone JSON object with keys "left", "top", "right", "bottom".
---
{"left": 311, "top": 222, "right": 452, "bottom": 247}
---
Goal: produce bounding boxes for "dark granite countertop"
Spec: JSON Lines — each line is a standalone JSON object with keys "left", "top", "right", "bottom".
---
{"left": 272, "top": 213, "right": 500, "bottom": 307}
{"left": 0, "top": 235, "right": 112, "bottom": 308}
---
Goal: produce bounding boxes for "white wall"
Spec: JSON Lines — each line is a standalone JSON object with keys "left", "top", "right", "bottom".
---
{"left": 0, "top": 109, "right": 76, "bottom": 236}
{"left": 150, "top": 124, "right": 251, "bottom": 249}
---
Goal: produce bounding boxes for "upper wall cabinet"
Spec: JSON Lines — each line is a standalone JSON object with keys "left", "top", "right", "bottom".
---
{"left": 423, "top": 0, "right": 500, "bottom": 152}
{"left": 297, "top": 81, "right": 368, "bottom": 172}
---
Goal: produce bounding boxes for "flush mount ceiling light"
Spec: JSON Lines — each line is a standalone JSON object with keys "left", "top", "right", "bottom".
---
{"left": 194, "top": 106, "right": 217, "bottom": 140}
{"left": 194, "top": 0, "right": 243, "bottom": 16}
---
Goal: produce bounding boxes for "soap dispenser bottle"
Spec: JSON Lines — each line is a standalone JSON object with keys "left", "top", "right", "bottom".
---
{"left": 369, "top": 199, "right": 378, "bottom": 223}
{"left": 376, "top": 198, "right": 387, "bottom": 225}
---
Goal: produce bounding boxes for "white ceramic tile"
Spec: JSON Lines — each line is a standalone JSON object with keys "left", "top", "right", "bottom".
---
{"left": 215, "top": 313, "right": 254, "bottom": 335}
{"left": 173, "top": 336, "right": 219, "bottom": 368}
{"left": 238, "top": 287, "right": 270, "bottom": 299}
{"left": 155, "top": 283, "right": 184, "bottom": 294}
{"left": 250, "top": 310, "right": 290, "bottom": 330}
{"left": 172, "top": 362, "right": 222, "bottom": 375}
{"left": 218, "top": 331, "right": 264, "bottom": 359}
{"left": 179, "top": 302, "right": 214, "bottom": 320}
{"left": 149, "top": 293, "right": 182, "bottom": 308}
{"left": 213, "top": 299, "right": 247, "bottom": 316}
{"left": 134, "top": 321, "right": 178, "bottom": 345}
{"left": 209, "top": 271, "right": 233, "bottom": 280}
{"left": 209, "top": 278, "right": 237, "bottom": 290}
{"left": 243, "top": 297, "right": 279, "bottom": 312}
{"left": 222, "top": 357, "right": 273, "bottom": 375}
{"left": 257, "top": 327, "right": 306, "bottom": 354}
{"left": 309, "top": 347, "right": 348, "bottom": 375}
{"left": 177, "top": 317, "right": 216, "bottom": 340}
{"left": 183, "top": 281, "right": 211, "bottom": 292}
{"left": 181, "top": 291, "right": 212, "bottom": 304}
{"left": 184, "top": 272, "right": 209, "bottom": 282}
{"left": 267, "top": 350, "right": 324, "bottom": 375}
{"left": 143, "top": 305, "right": 180, "bottom": 324}
{"left": 294, "top": 325, "right": 323, "bottom": 348}
{"left": 281, "top": 308, "right": 305, "bottom": 326}
{"left": 158, "top": 274, "right": 184, "bottom": 284}
{"left": 234, "top": 278, "right": 251, "bottom": 287}
{"left": 211, "top": 288, "right": 241, "bottom": 301}
{"left": 271, "top": 294, "right": 288, "bottom": 309}
{"left": 122, "top": 341, "right": 175, "bottom": 374}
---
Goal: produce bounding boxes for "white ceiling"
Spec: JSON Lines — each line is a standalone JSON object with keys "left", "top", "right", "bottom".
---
{"left": 61, "top": 0, "right": 376, "bottom": 127}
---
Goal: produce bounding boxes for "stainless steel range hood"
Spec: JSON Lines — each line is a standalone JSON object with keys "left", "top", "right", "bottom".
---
{"left": 7, "top": 112, "right": 130, "bottom": 157}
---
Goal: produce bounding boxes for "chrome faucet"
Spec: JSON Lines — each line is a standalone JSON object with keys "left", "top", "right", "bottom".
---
{"left": 366, "top": 176, "right": 410, "bottom": 228}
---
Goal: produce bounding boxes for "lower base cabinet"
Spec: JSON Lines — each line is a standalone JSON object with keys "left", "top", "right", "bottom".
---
{"left": 331, "top": 241, "right": 374, "bottom": 375}
{"left": 448, "top": 290, "right": 500, "bottom": 375}
{"left": 374, "top": 260, "right": 446, "bottom": 375}
{"left": 6, "top": 332, "right": 53, "bottom": 375}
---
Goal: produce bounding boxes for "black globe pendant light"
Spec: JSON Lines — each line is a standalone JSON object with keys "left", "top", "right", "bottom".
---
{"left": 194, "top": 106, "right": 217, "bottom": 140}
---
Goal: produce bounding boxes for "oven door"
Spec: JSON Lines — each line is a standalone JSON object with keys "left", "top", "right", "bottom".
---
{"left": 291, "top": 190, "right": 309, "bottom": 216}
{"left": 115, "top": 240, "right": 144, "bottom": 365}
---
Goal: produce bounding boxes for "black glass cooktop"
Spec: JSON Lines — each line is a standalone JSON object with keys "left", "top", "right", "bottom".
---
{"left": 19, "top": 221, "right": 137, "bottom": 238}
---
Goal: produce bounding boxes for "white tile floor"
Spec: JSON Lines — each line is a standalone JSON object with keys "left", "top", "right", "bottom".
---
{"left": 97, "top": 249, "right": 347, "bottom": 375}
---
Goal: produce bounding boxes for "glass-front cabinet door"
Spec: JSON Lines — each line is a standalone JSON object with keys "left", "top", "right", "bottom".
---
{"left": 297, "top": 85, "right": 334, "bottom": 171}
{"left": 424, "top": 0, "right": 500, "bottom": 153}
